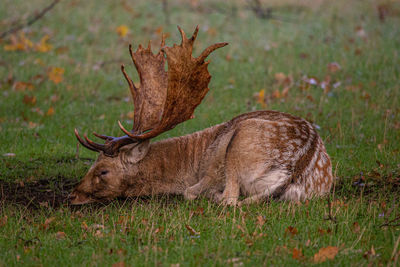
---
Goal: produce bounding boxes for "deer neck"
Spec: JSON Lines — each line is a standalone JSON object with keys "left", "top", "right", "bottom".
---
{"left": 123, "top": 123, "right": 226, "bottom": 197}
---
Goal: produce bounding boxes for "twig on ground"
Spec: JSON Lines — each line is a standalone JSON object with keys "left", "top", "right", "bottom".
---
{"left": 380, "top": 215, "right": 400, "bottom": 227}
{"left": 0, "top": 0, "right": 61, "bottom": 39}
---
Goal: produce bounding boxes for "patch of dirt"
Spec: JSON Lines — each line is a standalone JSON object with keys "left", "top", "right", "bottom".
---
{"left": 0, "top": 178, "right": 77, "bottom": 209}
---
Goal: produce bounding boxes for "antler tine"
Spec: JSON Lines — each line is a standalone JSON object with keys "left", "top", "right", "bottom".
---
{"left": 92, "top": 132, "right": 113, "bottom": 141}
{"left": 177, "top": 26, "right": 188, "bottom": 43}
{"left": 190, "top": 25, "right": 199, "bottom": 42}
{"left": 121, "top": 64, "right": 137, "bottom": 98}
{"left": 197, "top": 42, "right": 229, "bottom": 63}
{"left": 118, "top": 120, "right": 137, "bottom": 138}
{"left": 83, "top": 134, "right": 106, "bottom": 151}
{"left": 74, "top": 128, "right": 100, "bottom": 152}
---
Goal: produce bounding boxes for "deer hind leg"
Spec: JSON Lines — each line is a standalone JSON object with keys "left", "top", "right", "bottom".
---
{"left": 212, "top": 165, "right": 240, "bottom": 206}
{"left": 238, "top": 168, "right": 289, "bottom": 206}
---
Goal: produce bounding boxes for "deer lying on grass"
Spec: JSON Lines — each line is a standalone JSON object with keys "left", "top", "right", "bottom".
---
{"left": 69, "top": 26, "right": 333, "bottom": 205}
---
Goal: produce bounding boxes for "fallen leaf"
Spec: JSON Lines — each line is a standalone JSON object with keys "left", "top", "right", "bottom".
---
{"left": 313, "top": 246, "right": 339, "bottom": 263}
{"left": 327, "top": 62, "right": 341, "bottom": 73}
{"left": 116, "top": 25, "right": 129, "bottom": 37}
{"left": 41, "top": 217, "right": 55, "bottom": 230}
{"left": 3, "top": 32, "right": 33, "bottom": 51}
{"left": 14, "top": 81, "right": 34, "bottom": 91}
{"left": 23, "top": 95, "right": 37, "bottom": 105}
{"left": 0, "top": 216, "right": 7, "bottom": 227}
{"left": 285, "top": 226, "right": 298, "bottom": 237}
{"left": 48, "top": 67, "right": 64, "bottom": 84}
{"left": 363, "top": 246, "right": 376, "bottom": 259}
{"left": 56, "top": 231, "right": 66, "bottom": 240}
{"left": 28, "top": 121, "right": 39, "bottom": 129}
{"left": 292, "top": 248, "right": 303, "bottom": 260}
{"left": 35, "top": 35, "right": 53, "bottom": 52}
{"left": 352, "top": 222, "right": 360, "bottom": 233}
{"left": 256, "top": 215, "right": 265, "bottom": 226}
{"left": 46, "top": 107, "right": 55, "bottom": 116}
{"left": 81, "top": 221, "right": 88, "bottom": 230}
{"left": 112, "top": 262, "right": 125, "bottom": 267}
{"left": 185, "top": 224, "right": 200, "bottom": 236}
{"left": 255, "top": 89, "right": 266, "bottom": 108}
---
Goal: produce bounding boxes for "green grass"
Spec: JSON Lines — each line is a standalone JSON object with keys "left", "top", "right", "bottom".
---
{"left": 1, "top": 0, "right": 400, "bottom": 265}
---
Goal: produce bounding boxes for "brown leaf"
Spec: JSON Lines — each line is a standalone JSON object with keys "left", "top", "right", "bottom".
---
{"left": 14, "top": 81, "right": 34, "bottom": 91}
{"left": 81, "top": 221, "right": 88, "bottom": 231}
{"left": 112, "top": 261, "right": 125, "bottom": 267}
{"left": 41, "top": 217, "right": 55, "bottom": 230}
{"left": 363, "top": 246, "right": 376, "bottom": 259}
{"left": 352, "top": 222, "right": 360, "bottom": 233}
{"left": 327, "top": 62, "right": 341, "bottom": 73}
{"left": 56, "top": 231, "right": 66, "bottom": 240}
{"left": 313, "top": 246, "right": 339, "bottom": 263}
{"left": 256, "top": 215, "right": 265, "bottom": 226}
{"left": 0, "top": 216, "right": 7, "bottom": 227}
{"left": 23, "top": 95, "right": 37, "bottom": 105}
{"left": 285, "top": 226, "right": 298, "bottom": 237}
{"left": 185, "top": 224, "right": 200, "bottom": 236}
{"left": 292, "top": 248, "right": 303, "bottom": 260}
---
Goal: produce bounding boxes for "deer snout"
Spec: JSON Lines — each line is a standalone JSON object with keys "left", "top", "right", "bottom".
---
{"left": 68, "top": 189, "right": 93, "bottom": 205}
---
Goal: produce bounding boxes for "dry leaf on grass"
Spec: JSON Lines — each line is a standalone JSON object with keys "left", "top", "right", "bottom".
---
{"left": 56, "top": 231, "right": 66, "bottom": 240}
{"left": 116, "top": 25, "right": 129, "bottom": 37}
{"left": 313, "top": 246, "right": 339, "bottom": 263}
{"left": 185, "top": 224, "right": 200, "bottom": 236}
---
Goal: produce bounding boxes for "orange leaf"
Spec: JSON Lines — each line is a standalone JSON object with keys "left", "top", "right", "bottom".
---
{"left": 313, "top": 246, "right": 339, "bottom": 263}
{"left": 48, "top": 67, "right": 64, "bottom": 84}
{"left": 46, "top": 107, "right": 55, "bottom": 116}
{"left": 255, "top": 89, "right": 267, "bottom": 108}
{"left": 116, "top": 25, "right": 129, "bottom": 37}
{"left": 292, "top": 248, "right": 303, "bottom": 260}
{"left": 35, "top": 35, "right": 53, "bottom": 52}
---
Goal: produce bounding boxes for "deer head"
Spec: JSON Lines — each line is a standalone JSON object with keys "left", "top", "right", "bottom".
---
{"left": 69, "top": 26, "right": 227, "bottom": 204}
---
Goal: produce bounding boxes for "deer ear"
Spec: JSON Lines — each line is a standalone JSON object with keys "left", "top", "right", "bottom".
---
{"left": 119, "top": 139, "right": 150, "bottom": 164}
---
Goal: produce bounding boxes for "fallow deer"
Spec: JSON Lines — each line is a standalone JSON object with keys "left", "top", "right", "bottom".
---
{"left": 69, "top": 26, "right": 333, "bottom": 206}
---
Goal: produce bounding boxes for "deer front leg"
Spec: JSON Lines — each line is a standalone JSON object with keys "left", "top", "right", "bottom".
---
{"left": 184, "top": 175, "right": 216, "bottom": 200}
{"left": 214, "top": 166, "right": 240, "bottom": 206}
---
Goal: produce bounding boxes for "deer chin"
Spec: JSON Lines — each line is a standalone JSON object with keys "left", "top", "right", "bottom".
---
{"left": 69, "top": 191, "right": 95, "bottom": 205}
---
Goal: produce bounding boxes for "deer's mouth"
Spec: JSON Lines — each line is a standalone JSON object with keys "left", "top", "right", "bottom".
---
{"left": 68, "top": 190, "right": 95, "bottom": 205}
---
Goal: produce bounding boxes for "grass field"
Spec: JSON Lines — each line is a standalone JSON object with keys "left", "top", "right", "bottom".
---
{"left": 1, "top": 0, "right": 400, "bottom": 266}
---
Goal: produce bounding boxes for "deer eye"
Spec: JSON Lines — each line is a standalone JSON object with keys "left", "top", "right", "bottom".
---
{"left": 100, "top": 170, "right": 109, "bottom": 176}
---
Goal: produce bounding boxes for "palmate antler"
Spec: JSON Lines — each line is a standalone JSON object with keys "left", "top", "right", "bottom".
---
{"left": 75, "top": 26, "right": 228, "bottom": 157}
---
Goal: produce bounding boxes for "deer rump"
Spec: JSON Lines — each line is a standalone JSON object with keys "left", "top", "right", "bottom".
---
{"left": 70, "top": 26, "right": 333, "bottom": 205}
